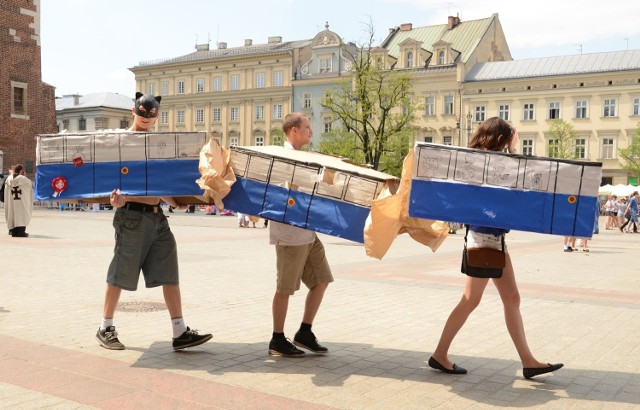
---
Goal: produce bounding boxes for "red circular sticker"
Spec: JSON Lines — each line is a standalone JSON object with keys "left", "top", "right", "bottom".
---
{"left": 287, "top": 198, "right": 295, "bottom": 206}
{"left": 121, "top": 167, "right": 129, "bottom": 175}
{"left": 568, "top": 195, "right": 576, "bottom": 204}
{"left": 51, "top": 176, "right": 68, "bottom": 197}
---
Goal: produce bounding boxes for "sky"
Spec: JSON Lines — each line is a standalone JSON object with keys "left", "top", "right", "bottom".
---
{"left": 40, "top": 0, "right": 640, "bottom": 97}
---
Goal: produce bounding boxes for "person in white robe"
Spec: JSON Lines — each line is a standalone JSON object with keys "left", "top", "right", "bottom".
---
{"left": 4, "top": 164, "right": 33, "bottom": 237}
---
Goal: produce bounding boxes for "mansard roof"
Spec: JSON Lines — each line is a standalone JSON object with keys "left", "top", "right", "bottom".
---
{"left": 466, "top": 49, "right": 640, "bottom": 81}
{"left": 55, "top": 92, "right": 133, "bottom": 111}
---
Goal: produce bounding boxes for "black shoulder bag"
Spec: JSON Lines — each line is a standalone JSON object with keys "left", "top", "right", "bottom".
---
{"left": 461, "top": 226, "right": 506, "bottom": 279}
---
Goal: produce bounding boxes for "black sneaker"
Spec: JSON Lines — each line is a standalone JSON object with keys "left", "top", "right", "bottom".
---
{"left": 96, "top": 326, "right": 125, "bottom": 350}
{"left": 269, "top": 337, "right": 305, "bottom": 357}
{"left": 293, "top": 330, "right": 328, "bottom": 354}
{"left": 172, "top": 327, "right": 212, "bottom": 351}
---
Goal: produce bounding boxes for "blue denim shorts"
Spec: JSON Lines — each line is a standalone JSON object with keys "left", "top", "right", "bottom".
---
{"left": 106, "top": 208, "right": 179, "bottom": 290}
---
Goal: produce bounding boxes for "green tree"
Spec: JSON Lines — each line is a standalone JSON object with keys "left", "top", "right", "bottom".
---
{"left": 318, "top": 25, "right": 420, "bottom": 175}
{"left": 547, "top": 119, "right": 578, "bottom": 159}
{"left": 269, "top": 128, "right": 284, "bottom": 146}
{"left": 619, "top": 123, "right": 640, "bottom": 178}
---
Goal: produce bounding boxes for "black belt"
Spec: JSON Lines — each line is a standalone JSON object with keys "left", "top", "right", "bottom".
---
{"left": 124, "top": 202, "right": 162, "bottom": 213}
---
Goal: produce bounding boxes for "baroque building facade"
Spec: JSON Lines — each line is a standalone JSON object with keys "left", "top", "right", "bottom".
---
{"left": 55, "top": 92, "right": 133, "bottom": 132}
{"left": 0, "top": 0, "right": 56, "bottom": 175}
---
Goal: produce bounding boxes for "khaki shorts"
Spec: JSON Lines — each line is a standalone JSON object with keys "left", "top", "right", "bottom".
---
{"left": 275, "top": 237, "right": 333, "bottom": 295}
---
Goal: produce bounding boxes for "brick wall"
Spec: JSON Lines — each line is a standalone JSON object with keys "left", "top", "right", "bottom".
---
{"left": 0, "top": 0, "right": 56, "bottom": 178}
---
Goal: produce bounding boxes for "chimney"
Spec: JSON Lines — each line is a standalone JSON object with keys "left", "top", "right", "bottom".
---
{"left": 73, "top": 95, "right": 80, "bottom": 105}
{"left": 400, "top": 23, "right": 412, "bottom": 31}
{"left": 244, "top": 39, "right": 253, "bottom": 46}
{"left": 217, "top": 42, "right": 227, "bottom": 49}
{"left": 447, "top": 15, "right": 461, "bottom": 30}
{"left": 268, "top": 36, "right": 282, "bottom": 44}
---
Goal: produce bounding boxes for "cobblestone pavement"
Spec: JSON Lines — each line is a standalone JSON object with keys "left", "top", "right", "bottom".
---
{"left": 1, "top": 207, "right": 639, "bottom": 409}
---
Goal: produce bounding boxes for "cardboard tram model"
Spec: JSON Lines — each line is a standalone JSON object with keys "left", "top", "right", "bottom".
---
{"left": 408, "top": 142, "right": 603, "bottom": 238}
{"left": 221, "top": 146, "right": 399, "bottom": 243}
{"left": 35, "top": 131, "right": 207, "bottom": 201}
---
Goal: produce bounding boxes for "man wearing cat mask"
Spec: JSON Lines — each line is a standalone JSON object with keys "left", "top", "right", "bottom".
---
{"left": 96, "top": 92, "right": 212, "bottom": 351}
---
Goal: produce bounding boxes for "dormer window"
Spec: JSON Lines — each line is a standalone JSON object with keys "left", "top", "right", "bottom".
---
{"left": 406, "top": 52, "right": 414, "bottom": 68}
{"left": 438, "top": 50, "right": 445, "bottom": 65}
{"left": 319, "top": 56, "right": 332, "bottom": 73}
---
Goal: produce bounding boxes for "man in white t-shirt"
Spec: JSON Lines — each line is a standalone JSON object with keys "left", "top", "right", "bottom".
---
{"left": 268, "top": 112, "right": 334, "bottom": 357}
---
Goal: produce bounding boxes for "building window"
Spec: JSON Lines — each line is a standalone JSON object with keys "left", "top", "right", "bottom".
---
{"left": 548, "top": 101, "right": 560, "bottom": 119}
{"left": 231, "top": 75, "right": 239, "bottom": 91}
{"left": 522, "top": 138, "right": 533, "bottom": 156}
{"left": 230, "top": 107, "right": 239, "bottom": 122}
{"left": 11, "top": 82, "right": 27, "bottom": 116}
{"left": 177, "top": 80, "right": 185, "bottom": 95}
{"left": 498, "top": 104, "right": 510, "bottom": 121}
{"left": 274, "top": 71, "right": 283, "bottom": 86}
{"left": 273, "top": 104, "right": 282, "bottom": 119}
{"left": 119, "top": 119, "right": 129, "bottom": 129}
{"left": 195, "top": 108, "right": 204, "bottom": 123}
{"left": 229, "top": 136, "right": 239, "bottom": 147}
{"left": 632, "top": 97, "right": 640, "bottom": 116}
{"left": 443, "top": 135, "right": 452, "bottom": 145}
{"left": 423, "top": 136, "right": 433, "bottom": 143}
{"left": 575, "top": 138, "right": 586, "bottom": 159}
{"left": 148, "top": 82, "right": 155, "bottom": 95}
{"left": 161, "top": 111, "right": 168, "bottom": 125}
{"left": 438, "top": 50, "right": 445, "bottom": 65}
{"left": 196, "top": 78, "right": 205, "bottom": 93}
{"left": 523, "top": 103, "right": 535, "bottom": 120}
{"left": 256, "top": 105, "right": 264, "bottom": 120}
{"left": 575, "top": 100, "right": 588, "bottom": 118}
{"left": 323, "top": 118, "right": 332, "bottom": 134}
{"left": 161, "top": 81, "right": 168, "bottom": 96}
{"left": 425, "top": 96, "right": 435, "bottom": 115}
{"left": 406, "top": 52, "right": 413, "bottom": 68}
{"left": 212, "top": 108, "right": 221, "bottom": 122}
{"left": 444, "top": 95, "right": 454, "bottom": 115}
{"left": 474, "top": 106, "right": 486, "bottom": 122}
{"left": 603, "top": 98, "right": 617, "bottom": 117}
{"left": 303, "top": 92, "right": 312, "bottom": 109}
{"left": 255, "top": 136, "right": 264, "bottom": 146}
{"left": 601, "top": 138, "right": 615, "bottom": 159}
{"left": 256, "top": 72, "right": 265, "bottom": 88}
{"left": 548, "top": 139, "right": 559, "bottom": 158}
{"left": 78, "top": 117, "right": 87, "bottom": 131}
{"left": 213, "top": 76, "right": 222, "bottom": 91}
{"left": 177, "top": 110, "right": 185, "bottom": 124}
{"left": 319, "top": 58, "right": 332, "bottom": 73}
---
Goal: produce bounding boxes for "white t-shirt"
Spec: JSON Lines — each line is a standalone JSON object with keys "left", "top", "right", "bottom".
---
{"left": 269, "top": 141, "right": 317, "bottom": 246}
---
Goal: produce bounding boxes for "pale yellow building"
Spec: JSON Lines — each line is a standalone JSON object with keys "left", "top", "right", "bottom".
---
{"left": 130, "top": 37, "right": 310, "bottom": 147}
{"left": 55, "top": 92, "right": 133, "bottom": 132}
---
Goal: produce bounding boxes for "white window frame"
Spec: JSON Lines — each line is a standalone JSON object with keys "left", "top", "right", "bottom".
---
{"left": 303, "top": 92, "right": 312, "bottom": 109}
{"left": 256, "top": 105, "right": 264, "bottom": 120}
{"left": 273, "top": 104, "right": 282, "bottom": 120}
{"left": 230, "top": 75, "right": 240, "bottom": 91}
{"left": 443, "top": 135, "right": 452, "bottom": 145}
{"left": 319, "top": 58, "right": 332, "bottom": 73}
{"left": 498, "top": 104, "right": 510, "bottom": 121}
{"left": 444, "top": 95, "right": 454, "bottom": 115}
{"left": 177, "top": 80, "right": 185, "bottom": 95}
{"left": 425, "top": 96, "right": 435, "bottom": 116}
{"left": 438, "top": 50, "right": 445, "bottom": 65}
{"left": 603, "top": 98, "right": 617, "bottom": 117}
{"left": 212, "top": 108, "right": 221, "bottom": 123}
{"left": 160, "top": 111, "right": 168, "bottom": 125}
{"left": 574, "top": 137, "right": 587, "bottom": 159}
{"left": 230, "top": 107, "right": 239, "bottom": 122}
{"left": 575, "top": 100, "right": 588, "bottom": 119}
{"left": 148, "top": 82, "right": 155, "bottom": 96}
{"left": 547, "top": 139, "right": 559, "bottom": 158}
{"left": 601, "top": 138, "right": 615, "bottom": 159}
{"left": 213, "top": 76, "right": 222, "bottom": 92}
{"left": 195, "top": 108, "right": 204, "bottom": 124}
{"left": 256, "top": 72, "right": 265, "bottom": 88}
{"left": 548, "top": 101, "right": 560, "bottom": 119}
{"left": 522, "top": 138, "right": 534, "bottom": 156}
{"left": 406, "top": 51, "right": 413, "bottom": 68}
{"left": 632, "top": 97, "right": 640, "bottom": 116}
{"left": 274, "top": 71, "right": 283, "bottom": 86}
{"left": 523, "top": 103, "right": 535, "bottom": 120}
{"left": 323, "top": 118, "right": 332, "bottom": 134}
{"left": 474, "top": 105, "right": 486, "bottom": 122}
{"left": 229, "top": 136, "right": 239, "bottom": 147}
{"left": 160, "top": 81, "right": 168, "bottom": 96}
{"left": 196, "top": 78, "right": 205, "bottom": 93}
{"left": 177, "top": 110, "right": 185, "bottom": 124}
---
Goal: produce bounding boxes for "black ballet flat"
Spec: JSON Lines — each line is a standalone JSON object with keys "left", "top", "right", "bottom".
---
{"left": 428, "top": 356, "right": 467, "bottom": 374}
{"left": 523, "top": 363, "right": 564, "bottom": 379}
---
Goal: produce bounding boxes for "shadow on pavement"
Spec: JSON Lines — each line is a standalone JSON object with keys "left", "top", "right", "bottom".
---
{"left": 128, "top": 341, "right": 638, "bottom": 408}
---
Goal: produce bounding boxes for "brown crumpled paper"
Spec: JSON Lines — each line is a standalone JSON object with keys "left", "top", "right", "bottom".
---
{"left": 364, "top": 150, "right": 449, "bottom": 259}
{"left": 195, "top": 138, "right": 236, "bottom": 208}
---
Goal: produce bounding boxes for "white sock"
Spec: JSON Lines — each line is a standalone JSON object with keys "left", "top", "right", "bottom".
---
{"left": 172, "top": 318, "right": 187, "bottom": 338}
{"left": 100, "top": 317, "right": 114, "bottom": 331}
